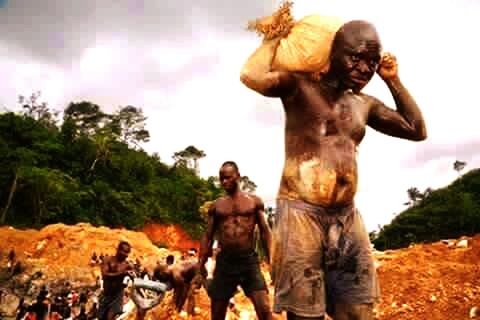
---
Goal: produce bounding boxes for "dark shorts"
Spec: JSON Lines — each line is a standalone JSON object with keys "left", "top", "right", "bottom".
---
{"left": 207, "top": 250, "right": 267, "bottom": 301}
{"left": 271, "top": 199, "right": 380, "bottom": 317}
{"left": 97, "top": 290, "right": 124, "bottom": 320}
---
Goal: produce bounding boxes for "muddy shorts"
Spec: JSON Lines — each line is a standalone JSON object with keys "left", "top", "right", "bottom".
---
{"left": 207, "top": 249, "right": 267, "bottom": 301}
{"left": 271, "top": 199, "right": 380, "bottom": 317}
{"left": 97, "top": 290, "right": 124, "bottom": 320}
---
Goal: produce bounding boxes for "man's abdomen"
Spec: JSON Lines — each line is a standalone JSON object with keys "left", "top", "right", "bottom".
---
{"left": 279, "top": 139, "right": 358, "bottom": 207}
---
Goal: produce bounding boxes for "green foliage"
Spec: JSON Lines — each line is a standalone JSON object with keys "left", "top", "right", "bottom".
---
{"left": 239, "top": 175, "right": 257, "bottom": 193}
{"left": 0, "top": 99, "right": 223, "bottom": 238}
{"left": 172, "top": 145, "right": 206, "bottom": 174}
{"left": 373, "top": 168, "right": 480, "bottom": 250}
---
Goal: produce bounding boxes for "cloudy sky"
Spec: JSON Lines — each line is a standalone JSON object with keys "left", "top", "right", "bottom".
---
{"left": 1, "top": 0, "right": 479, "bottom": 231}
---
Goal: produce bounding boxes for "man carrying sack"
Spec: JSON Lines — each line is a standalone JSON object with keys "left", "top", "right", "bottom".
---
{"left": 240, "top": 2, "right": 427, "bottom": 320}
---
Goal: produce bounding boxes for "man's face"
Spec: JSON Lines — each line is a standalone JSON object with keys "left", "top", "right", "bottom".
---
{"left": 117, "top": 244, "right": 131, "bottom": 261}
{"left": 219, "top": 165, "right": 239, "bottom": 193}
{"left": 332, "top": 34, "right": 381, "bottom": 93}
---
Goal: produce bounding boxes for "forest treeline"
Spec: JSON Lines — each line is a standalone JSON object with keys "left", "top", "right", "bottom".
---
{"left": 0, "top": 92, "right": 256, "bottom": 238}
{"left": 372, "top": 163, "right": 480, "bottom": 250}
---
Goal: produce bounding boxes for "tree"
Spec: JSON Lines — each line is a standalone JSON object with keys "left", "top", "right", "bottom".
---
{"left": 185, "top": 146, "right": 206, "bottom": 175}
{"left": 1, "top": 171, "right": 17, "bottom": 225}
{"left": 207, "top": 176, "right": 221, "bottom": 188}
{"left": 63, "top": 101, "right": 106, "bottom": 137}
{"left": 421, "top": 187, "right": 433, "bottom": 200}
{"left": 0, "top": 113, "right": 47, "bottom": 224}
{"left": 111, "top": 105, "right": 150, "bottom": 148}
{"left": 89, "top": 127, "right": 114, "bottom": 173}
{"left": 404, "top": 187, "right": 422, "bottom": 207}
{"left": 16, "top": 167, "right": 77, "bottom": 226}
{"left": 199, "top": 200, "right": 214, "bottom": 222}
{"left": 374, "top": 168, "right": 480, "bottom": 250}
{"left": 239, "top": 176, "right": 257, "bottom": 193}
{"left": 19, "top": 91, "right": 59, "bottom": 128}
{"left": 0, "top": 104, "right": 223, "bottom": 237}
{"left": 453, "top": 160, "right": 467, "bottom": 175}
{"left": 0, "top": 147, "right": 38, "bottom": 224}
{"left": 172, "top": 146, "right": 206, "bottom": 174}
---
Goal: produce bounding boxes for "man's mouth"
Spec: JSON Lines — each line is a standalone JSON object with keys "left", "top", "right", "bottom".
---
{"left": 350, "top": 76, "right": 368, "bottom": 85}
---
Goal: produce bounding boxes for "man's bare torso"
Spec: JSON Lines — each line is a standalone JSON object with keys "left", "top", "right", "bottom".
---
{"left": 279, "top": 75, "right": 372, "bottom": 207}
{"left": 214, "top": 193, "right": 260, "bottom": 252}
{"left": 103, "top": 256, "right": 129, "bottom": 296}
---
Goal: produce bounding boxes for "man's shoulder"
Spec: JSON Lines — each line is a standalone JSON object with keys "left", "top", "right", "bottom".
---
{"left": 358, "top": 92, "right": 379, "bottom": 106}
{"left": 154, "top": 263, "right": 168, "bottom": 272}
{"left": 246, "top": 192, "right": 262, "bottom": 201}
{"left": 208, "top": 198, "right": 224, "bottom": 215}
{"left": 210, "top": 197, "right": 222, "bottom": 209}
{"left": 242, "top": 193, "right": 264, "bottom": 207}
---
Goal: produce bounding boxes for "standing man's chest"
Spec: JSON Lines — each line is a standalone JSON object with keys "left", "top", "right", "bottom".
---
{"left": 216, "top": 197, "right": 256, "bottom": 217}
{"left": 287, "top": 81, "right": 370, "bottom": 143}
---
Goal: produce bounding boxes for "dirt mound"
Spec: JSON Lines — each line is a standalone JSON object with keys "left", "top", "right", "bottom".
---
{"left": 141, "top": 223, "right": 199, "bottom": 251}
{"left": 375, "top": 236, "right": 480, "bottom": 319}
{"left": 128, "top": 235, "right": 480, "bottom": 320}
{"left": 0, "top": 223, "right": 174, "bottom": 285}
{"left": 1, "top": 224, "right": 479, "bottom": 319}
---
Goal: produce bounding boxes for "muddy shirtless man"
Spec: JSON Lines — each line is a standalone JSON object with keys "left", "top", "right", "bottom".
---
{"left": 198, "top": 161, "right": 273, "bottom": 320}
{"left": 98, "top": 241, "right": 134, "bottom": 320}
{"left": 240, "top": 21, "right": 426, "bottom": 320}
{"left": 152, "top": 256, "right": 199, "bottom": 312}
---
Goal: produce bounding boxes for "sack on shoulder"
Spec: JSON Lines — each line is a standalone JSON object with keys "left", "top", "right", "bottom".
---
{"left": 248, "top": 2, "right": 343, "bottom": 74}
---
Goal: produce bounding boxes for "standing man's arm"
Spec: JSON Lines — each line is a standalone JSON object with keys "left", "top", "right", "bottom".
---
{"left": 240, "top": 38, "right": 295, "bottom": 97}
{"left": 255, "top": 197, "right": 272, "bottom": 263}
{"left": 198, "top": 203, "right": 217, "bottom": 274}
{"left": 367, "top": 53, "right": 427, "bottom": 141}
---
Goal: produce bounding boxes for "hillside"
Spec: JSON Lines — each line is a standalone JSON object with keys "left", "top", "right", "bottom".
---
{"left": 0, "top": 108, "right": 222, "bottom": 237}
{"left": 373, "top": 168, "right": 480, "bottom": 250}
{"left": 1, "top": 224, "right": 479, "bottom": 320}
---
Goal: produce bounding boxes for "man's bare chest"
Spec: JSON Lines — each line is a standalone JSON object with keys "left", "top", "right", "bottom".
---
{"left": 215, "top": 197, "right": 256, "bottom": 218}
{"left": 286, "top": 82, "right": 369, "bottom": 142}
{"left": 107, "top": 261, "right": 122, "bottom": 274}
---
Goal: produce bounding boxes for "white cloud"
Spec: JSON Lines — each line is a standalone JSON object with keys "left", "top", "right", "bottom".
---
{"left": 150, "top": 46, "right": 192, "bottom": 73}
{"left": 0, "top": 56, "right": 66, "bottom": 108}
{"left": 79, "top": 45, "right": 116, "bottom": 78}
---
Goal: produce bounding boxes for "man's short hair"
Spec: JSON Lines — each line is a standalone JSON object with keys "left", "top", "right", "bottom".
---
{"left": 221, "top": 161, "right": 239, "bottom": 172}
{"left": 118, "top": 240, "right": 131, "bottom": 250}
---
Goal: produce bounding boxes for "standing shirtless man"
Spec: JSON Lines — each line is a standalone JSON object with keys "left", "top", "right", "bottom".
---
{"left": 240, "top": 21, "right": 427, "bottom": 320}
{"left": 197, "top": 161, "right": 273, "bottom": 320}
{"left": 98, "top": 241, "right": 134, "bottom": 320}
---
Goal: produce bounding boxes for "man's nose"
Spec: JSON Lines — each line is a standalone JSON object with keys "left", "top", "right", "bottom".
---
{"left": 357, "top": 61, "right": 370, "bottom": 73}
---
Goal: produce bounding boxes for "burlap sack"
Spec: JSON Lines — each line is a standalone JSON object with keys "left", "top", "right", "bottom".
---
{"left": 248, "top": 2, "right": 343, "bottom": 73}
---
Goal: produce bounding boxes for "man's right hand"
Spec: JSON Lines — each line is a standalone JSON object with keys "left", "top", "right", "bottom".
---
{"left": 117, "top": 263, "right": 134, "bottom": 275}
{"left": 377, "top": 52, "right": 399, "bottom": 81}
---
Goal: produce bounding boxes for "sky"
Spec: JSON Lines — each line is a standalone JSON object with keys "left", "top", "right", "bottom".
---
{"left": 1, "top": 0, "right": 479, "bottom": 231}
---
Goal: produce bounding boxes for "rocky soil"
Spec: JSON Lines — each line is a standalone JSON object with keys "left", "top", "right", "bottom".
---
{"left": 1, "top": 224, "right": 478, "bottom": 319}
